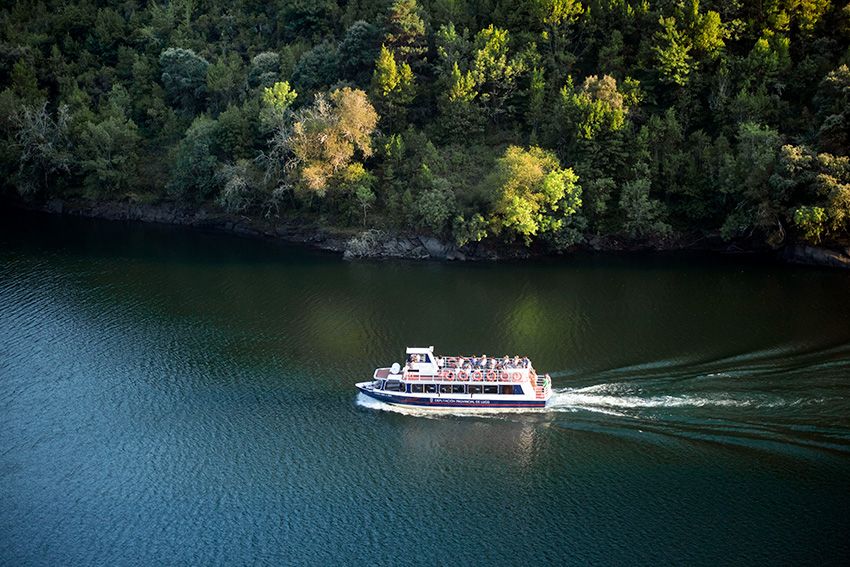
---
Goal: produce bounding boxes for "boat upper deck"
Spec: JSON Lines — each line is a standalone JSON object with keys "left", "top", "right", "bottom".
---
{"left": 377, "top": 351, "right": 540, "bottom": 383}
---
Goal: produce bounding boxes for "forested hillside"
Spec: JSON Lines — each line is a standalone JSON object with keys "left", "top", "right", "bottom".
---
{"left": 2, "top": 1, "right": 849, "bottom": 250}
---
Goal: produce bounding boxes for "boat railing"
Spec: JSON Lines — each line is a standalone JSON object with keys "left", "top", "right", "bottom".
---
{"left": 438, "top": 356, "right": 531, "bottom": 370}
{"left": 403, "top": 366, "right": 535, "bottom": 383}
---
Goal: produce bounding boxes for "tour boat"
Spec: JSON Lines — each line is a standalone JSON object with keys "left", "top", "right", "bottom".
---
{"left": 356, "top": 346, "right": 552, "bottom": 410}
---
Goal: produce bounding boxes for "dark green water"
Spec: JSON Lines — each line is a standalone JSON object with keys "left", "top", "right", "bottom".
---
{"left": 2, "top": 212, "right": 850, "bottom": 566}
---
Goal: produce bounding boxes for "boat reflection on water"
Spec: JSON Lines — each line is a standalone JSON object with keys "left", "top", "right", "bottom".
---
{"left": 357, "top": 392, "right": 548, "bottom": 468}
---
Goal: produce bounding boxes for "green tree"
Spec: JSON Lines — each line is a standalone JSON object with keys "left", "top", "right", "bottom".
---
{"left": 371, "top": 45, "right": 416, "bottom": 128}
{"left": 793, "top": 206, "right": 827, "bottom": 243}
{"left": 291, "top": 41, "right": 339, "bottom": 93}
{"left": 486, "top": 145, "right": 582, "bottom": 244}
{"left": 719, "top": 122, "right": 784, "bottom": 244}
{"left": 207, "top": 53, "right": 245, "bottom": 114}
{"left": 536, "top": 0, "right": 583, "bottom": 84}
{"left": 74, "top": 86, "right": 141, "bottom": 195}
{"left": 471, "top": 25, "right": 523, "bottom": 122}
{"left": 653, "top": 16, "right": 693, "bottom": 87}
{"left": 438, "top": 61, "right": 481, "bottom": 137}
{"left": 263, "top": 82, "right": 298, "bottom": 110}
{"left": 814, "top": 65, "right": 850, "bottom": 155}
{"left": 248, "top": 52, "right": 281, "bottom": 89}
{"left": 338, "top": 21, "right": 382, "bottom": 87}
{"left": 618, "top": 177, "right": 672, "bottom": 239}
{"left": 381, "top": 0, "right": 427, "bottom": 66}
{"left": 337, "top": 162, "right": 377, "bottom": 225}
{"left": 160, "top": 47, "right": 210, "bottom": 116}
{"left": 558, "top": 74, "right": 629, "bottom": 141}
{"left": 169, "top": 115, "right": 220, "bottom": 200}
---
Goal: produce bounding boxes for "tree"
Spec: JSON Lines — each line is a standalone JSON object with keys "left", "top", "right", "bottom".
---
{"left": 268, "top": 87, "right": 378, "bottom": 197}
{"left": 260, "top": 81, "right": 298, "bottom": 133}
{"left": 262, "top": 81, "right": 298, "bottom": 113}
{"left": 652, "top": 1, "right": 726, "bottom": 88}
{"left": 793, "top": 206, "right": 827, "bottom": 243}
{"left": 438, "top": 61, "right": 482, "bottom": 137}
{"left": 558, "top": 74, "right": 629, "bottom": 141}
{"left": 719, "top": 122, "right": 784, "bottom": 244}
{"left": 74, "top": 86, "right": 141, "bottom": 195}
{"left": 206, "top": 52, "right": 245, "bottom": 114}
{"left": 618, "top": 177, "right": 672, "bottom": 239}
{"left": 472, "top": 25, "right": 523, "bottom": 122}
{"left": 291, "top": 41, "right": 339, "bottom": 93}
{"left": 216, "top": 160, "right": 256, "bottom": 213}
{"left": 160, "top": 48, "right": 210, "bottom": 116}
{"left": 12, "top": 103, "right": 72, "bottom": 196}
{"left": 371, "top": 45, "right": 416, "bottom": 128}
{"left": 412, "top": 168, "right": 456, "bottom": 235}
{"left": 248, "top": 52, "right": 281, "bottom": 89}
{"left": 486, "top": 145, "right": 582, "bottom": 244}
{"left": 535, "top": 0, "right": 583, "bottom": 84}
{"left": 814, "top": 65, "right": 850, "bottom": 155}
{"left": 338, "top": 21, "right": 382, "bottom": 87}
{"left": 653, "top": 16, "right": 693, "bottom": 87}
{"left": 381, "top": 0, "right": 427, "bottom": 66}
{"left": 337, "top": 162, "right": 377, "bottom": 225}
{"left": 169, "top": 115, "right": 220, "bottom": 200}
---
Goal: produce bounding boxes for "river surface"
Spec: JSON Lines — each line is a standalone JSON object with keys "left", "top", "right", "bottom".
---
{"left": 1, "top": 211, "right": 849, "bottom": 566}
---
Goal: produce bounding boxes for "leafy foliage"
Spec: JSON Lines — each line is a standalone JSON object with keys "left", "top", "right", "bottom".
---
{"left": 486, "top": 145, "right": 582, "bottom": 244}
{"left": 1, "top": 0, "right": 849, "bottom": 246}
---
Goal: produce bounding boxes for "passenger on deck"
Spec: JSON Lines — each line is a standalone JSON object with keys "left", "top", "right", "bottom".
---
{"left": 522, "top": 356, "right": 530, "bottom": 368}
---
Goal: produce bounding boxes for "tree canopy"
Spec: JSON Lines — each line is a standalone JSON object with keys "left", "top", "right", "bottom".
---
{"left": 1, "top": 0, "right": 849, "bottom": 249}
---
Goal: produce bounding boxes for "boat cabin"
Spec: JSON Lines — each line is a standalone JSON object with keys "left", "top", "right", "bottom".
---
{"left": 405, "top": 346, "right": 438, "bottom": 375}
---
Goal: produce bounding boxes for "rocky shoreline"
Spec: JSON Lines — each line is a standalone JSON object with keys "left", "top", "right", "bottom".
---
{"left": 8, "top": 196, "right": 850, "bottom": 269}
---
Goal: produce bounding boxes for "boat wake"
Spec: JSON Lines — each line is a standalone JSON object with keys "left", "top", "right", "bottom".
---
{"left": 545, "top": 383, "right": 814, "bottom": 417}
{"left": 355, "top": 345, "right": 850, "bottom": 455}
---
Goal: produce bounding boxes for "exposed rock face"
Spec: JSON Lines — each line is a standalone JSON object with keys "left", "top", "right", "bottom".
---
{"left": 782, "top": 245, "right": 850, "bottom": 269}
{"left": 343, "top": 229, "right": 454, "bottom": 260}
{"left": 342, "top": 230, "right": 470, "bottom": 260}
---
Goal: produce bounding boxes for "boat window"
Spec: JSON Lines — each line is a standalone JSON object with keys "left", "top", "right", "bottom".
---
{"left": 500, "top": 385, "right": 519, "bottom": 395}
{"left": 411, "top": 384, "right": 424, "bottom": 393}
{"left": 384, "top": 380, "right": 403, "bottom": 392}
{"left": 439, "top": 384, "right": 452, "bottom": 393}
{"left": 451, "top": 384, "right": 465, "bottom": 394}
{"left": 425, "top": 384, "right": 437, "bottom": 393}
{"left": 483, "top": 385, "right": 498, "bottom": 394}
{"left": 469, "top": 385, "right": 482, "bottom": 394}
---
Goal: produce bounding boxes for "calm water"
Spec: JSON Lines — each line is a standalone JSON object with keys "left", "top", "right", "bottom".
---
{"left": 2, "top": 212, "right": 850, "bottom": 566}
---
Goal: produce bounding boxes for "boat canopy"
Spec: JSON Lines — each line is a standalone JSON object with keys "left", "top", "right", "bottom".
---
{"left": 405, "top": 346, "right": 434, "bottom": 355}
